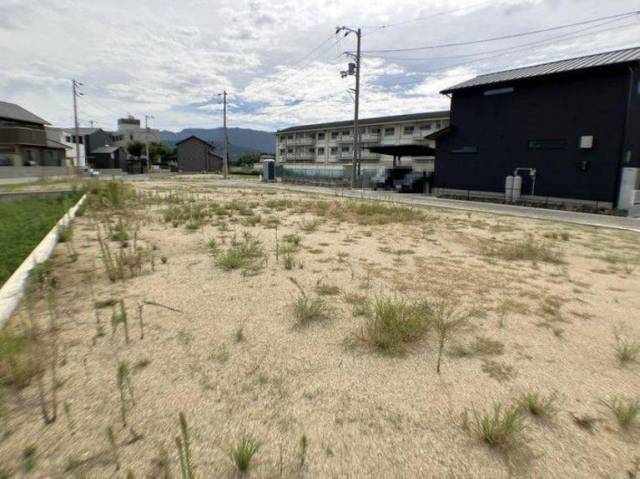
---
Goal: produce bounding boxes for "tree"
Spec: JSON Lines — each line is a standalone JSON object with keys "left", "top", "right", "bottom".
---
{"left": 126, "top": 141, "right": 144, "bottom": 158}
{"left": 233, "top": 152, "right": 261, "bottom": 168}
{"left": 148, "top": 142, "right": 173, "bottom": 164}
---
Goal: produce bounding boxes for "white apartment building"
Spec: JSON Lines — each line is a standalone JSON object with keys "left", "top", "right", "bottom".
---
{"left": 275, "top": 111, "right": 450, "bottom": 173}
{"left": 111, "top": 115, "right": 160, "bottom": 148}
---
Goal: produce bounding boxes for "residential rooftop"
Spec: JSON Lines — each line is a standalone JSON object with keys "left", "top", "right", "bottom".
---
{"left": 0, "top": 101, "right": 49, "bottom": 125}
{"left": 443, "top": 45, "right": 640, "bottom": 93}
{"left": 277, "top": 110, "right": 450, "bottom": 134}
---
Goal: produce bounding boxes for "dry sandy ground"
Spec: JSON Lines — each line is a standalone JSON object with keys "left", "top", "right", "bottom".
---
{"left": 1, "top": 178, "right": 639, "bottom": 478}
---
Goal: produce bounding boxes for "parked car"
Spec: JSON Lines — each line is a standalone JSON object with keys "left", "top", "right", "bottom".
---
{"left": 397, "top": 171, "right": 430, "bottom": 193}
{"left": 372, "top": 167, "right": 412, "bottom": 190}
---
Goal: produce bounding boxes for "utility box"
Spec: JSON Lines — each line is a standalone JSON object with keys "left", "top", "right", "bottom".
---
{"left": 262, "top": 159, "right": 276, "bottom": 183}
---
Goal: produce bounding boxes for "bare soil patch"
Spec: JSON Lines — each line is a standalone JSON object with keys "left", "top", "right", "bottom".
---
{"left": 1, "top": 178, "right": 639, "bottom": 478}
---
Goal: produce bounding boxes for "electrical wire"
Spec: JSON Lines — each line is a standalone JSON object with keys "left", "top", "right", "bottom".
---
{"left": 359, "top": 10, "right": 639, "bottom": 53}
{"left": 372, "top": 20, "right": 639, "bottom": 89}
{"left": 367, "top": 15, "right": 633, "bottom": 62}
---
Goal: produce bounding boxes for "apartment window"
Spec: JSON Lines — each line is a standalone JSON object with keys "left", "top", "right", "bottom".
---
{"left": 317, "top": 132, "right": 325, "bottom": 140}
{"left": 435, "top": 121, "right": 442, "bottom": 129}
{"left": 341, "top": 146, "right": 350, "bottom": 153}
{"left": 65, "top": 135, "right": 71, "bottom": 142}
{"left": 308, "top": 147, "right": 315, "bottom": 154}
{"left": 287, "top": 135, "right": 294, "bottom": 140}
{"left": 279, "top": 149, "right": 285, "bottom": 156}
{"left": 331, "top": 131, "right": 339, "bottom": 139}
{"left": 342, "top": 129, "right": 351, "bottom": 137}
{"left": 384, "top": 127, "right": 395, "bottom": 136}
{"left": 528, "top": 139, "right": 565, "bottom": 150}
{"left": 330, "top": 147, "right": 338, "bottom": 155}
{"left": 420, "top": 124, "right": 432, "bottom": 131}
{"left": 370, "top": 127, "right": 381, "bottom": 134}
{"left": 287, "top": 148, "right": 293, "bottom": 154}
{"left": 403, "top": 126, "right": 415, "bottom": 135}
{"left": 317, "top": 147, "right": 325, "bottom": 155}
{"left": 129, "top": 134, "right": 133, "bottom": 140}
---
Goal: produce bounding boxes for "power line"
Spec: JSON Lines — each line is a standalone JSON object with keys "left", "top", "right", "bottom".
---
{"left": 367, "top": 15, "right": 634, "bottom": 62}
{"left": 372, "top": 20, "right": 639, "bottom": 89}
{"left": 359, "top": 10, "right": 639, "bottom": 53}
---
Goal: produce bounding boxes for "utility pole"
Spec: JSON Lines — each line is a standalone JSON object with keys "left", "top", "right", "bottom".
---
{"left": 71, "top": 79, "right": 83, "bottom": 172}
{"left": 145, "top": 114, "right": 154, "bottom": 175}
{"left": 219, "top": 91, "right": 229, "bottom": 179}
{"left": 337, "top": 26, "right": 362, "bottom": 189}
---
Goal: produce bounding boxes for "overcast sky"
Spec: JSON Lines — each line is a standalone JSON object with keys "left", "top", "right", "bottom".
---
{"left": 1, "top": 0, "right": 638, "bottom": 132}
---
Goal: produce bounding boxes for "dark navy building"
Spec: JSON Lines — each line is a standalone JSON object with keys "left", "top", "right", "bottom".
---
{"left": 432, "top": 47, "right": 640, "bottom": 210}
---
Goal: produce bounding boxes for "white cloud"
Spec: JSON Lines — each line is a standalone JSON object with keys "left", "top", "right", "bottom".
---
{"left": 0, "top": 0, "right": 637, "bottom": 131}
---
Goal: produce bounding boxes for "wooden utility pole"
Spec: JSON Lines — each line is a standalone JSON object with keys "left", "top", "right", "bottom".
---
{"left": 222, "top": 90, "right": 228, "bottom": 179}
{"left": 72, "top": 79, "right": 82, "bottom": 171}
{"left": 336, "top": 26, "right": 362, "bottom": 188}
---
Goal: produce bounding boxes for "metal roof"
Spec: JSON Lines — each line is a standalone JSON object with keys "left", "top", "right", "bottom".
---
{"left": 443, "top": 46, "right": 640, "bottom": 93}
{"left": 277, "top": 110, "right": 450, "bottom": 134}
{"left": 0, "top": 101, "right": 49, "bottom": 125}
{"left": 91, "top": 146, "right": 121, "bottom": 154}
{"left": 175, "top": 135, "right": 215, "bottom": 147}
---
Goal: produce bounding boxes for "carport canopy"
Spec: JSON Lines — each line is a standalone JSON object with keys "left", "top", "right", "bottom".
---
{"left": 366, "top": 144, "right": 435, "bottom": 166}
{"left": 367, "top": 144, "right": 435, "bottom": 157}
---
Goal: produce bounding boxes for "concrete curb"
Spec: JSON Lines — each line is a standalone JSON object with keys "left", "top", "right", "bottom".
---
{"left": 0, "top": 193, "right": 87, "bottom": 328}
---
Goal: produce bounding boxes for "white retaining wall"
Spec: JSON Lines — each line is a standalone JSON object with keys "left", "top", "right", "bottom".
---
{"left": 0, "top": 193, "right": 87, "bottom": 328}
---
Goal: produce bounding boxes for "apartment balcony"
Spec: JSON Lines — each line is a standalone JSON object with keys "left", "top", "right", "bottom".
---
{"left": 360, "top": 132, "right": 381, "bottom": 142}
{"left": 294, "top": 153, "right": 316, "bottom": 161}
{"left": 293, "top": 137, "right": 316, "bottom": 146}
{"left": 338, "top": 132, "right": 380, "bottom": 144}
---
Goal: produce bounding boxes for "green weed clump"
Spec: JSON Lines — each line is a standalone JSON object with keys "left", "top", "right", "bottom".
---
{"left": 57, "top": 223, "right": 73, "bottom": 243}
{"left": 519, "top": 391, "right": 559, "bottom": 419}
{"left": 0, "top": 328, "right": 39, "bottom": 388}
{"left": 466, "top": 403, "right": 525, "bottom": 449}
{"left": 362, "top": 297, "right": 432, "bottom": 354}
{"left": 216, "top": 232, "right": 266, "bottom": 274}
{"left": 230, "top": 435, "right": 260, "bottom": 472}
{"left": 88, "top": 179, "right": 135, "bottom": 210}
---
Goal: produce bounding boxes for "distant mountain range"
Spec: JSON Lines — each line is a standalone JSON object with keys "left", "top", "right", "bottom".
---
{"left": 159, "top": 127, "right": 275, "bottom": 159}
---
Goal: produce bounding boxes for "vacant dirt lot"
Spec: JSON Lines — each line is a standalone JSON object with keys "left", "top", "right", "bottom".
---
{"left": 1, "top": 178, "right": 639, "bottom": 478}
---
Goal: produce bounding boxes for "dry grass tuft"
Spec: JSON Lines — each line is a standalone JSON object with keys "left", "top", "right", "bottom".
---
{"left": 466, "top": 403, "right": 525, "bottom": 450}
{"left": 481, "top": 239, "right": 563, "bottom": 264}
{"left": 360, "top": 297, "right": 432, "bottom": 354}
{"left": 602, "top": 397, "right": 640, "bottom": 429}
{"left": 519, "top": 391, "right": 559, "bottom": 419}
